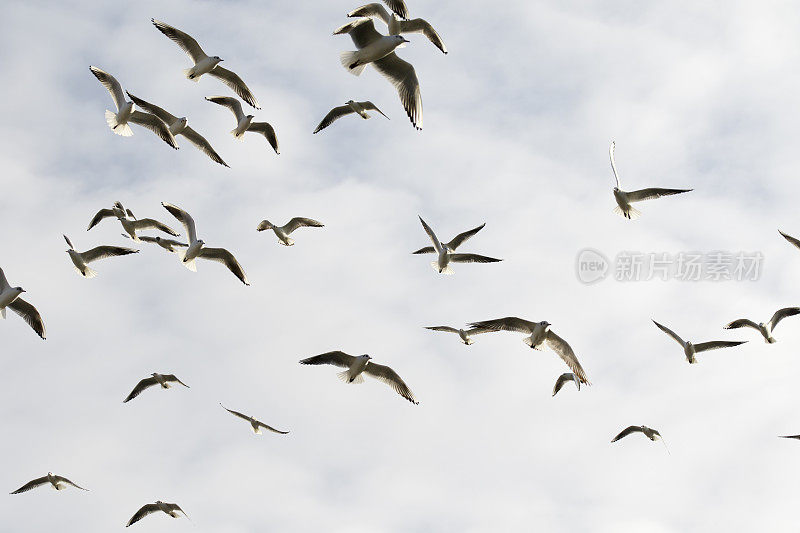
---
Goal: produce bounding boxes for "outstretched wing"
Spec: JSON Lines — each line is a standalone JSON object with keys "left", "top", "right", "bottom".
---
{"left": 382, "top": 0, "right": 408, "bottom": 18}
{"left": 208, "top": 66, "right": 260, "bottom": 109}
{"left": 446, "top": 223, "right": 486, "bottom": 250}
{"left": 313, "top": 105, "right": 355, "bottom": 134}
{"left": 161, "top": 203, "right": 197, "bottom": 243}
{"left": 299, "top": 351, "right": 357, "bottom": 368}
{"left": 348, "top": 3, "right": 393, "bottom": 25}
{"left": 198, "top": 247, "right": 249, "bottom": 286}
{"left": 779, "top": 230, "right": 800, "bottom": 250}
{"left": 82, "top": 246, "right": 139, "bottom": 264}
{"left": 611, "top": 426, "right": 643, "bottom": 442}
{"left": 769, "top": 307, "right": 800, "bottom": 331}
{"left": 363, "top": 362, "right": 418, "bottom": 404}
{"left": 467, "top": 317, "right": 537, "bottom": 334}
{"left": 552, "top": 373, "right": 579, "bottom": 397}
{"left": 425, "top": 326, "right": 460, "bottom": 334}
{"left": 418, "top": 216, "right": 443, "bottom": 254}
{"left": 53, "top": 476, "right": 89, "bottom": 491}
{"left": 609, "top": 141, "right": 621, "bottom": 188}
{"left": 449, "top": 253, "right": 502, "bottom": 264}
{"left": 10, "top": 476, "right": 49, "bottom": 494}
{"left": 360, "top": 101, "right": 390, "bottom": 119}
{"left": 163, "top": 374, "right": 190, "bottom": 388}
{"left": 652, "top": 320, "right": 685, "bottom": 347}
{"left": 87, "top": 208, "right": 118, "bottom": 231}
{"left": 125, "top": 92, "right": 178, "bottom": 124}
{"left": 151, "top": 19, "right": 207, "bottom": 63}
{"left": 220, "top": 403, "right": 251, "bottom": 422}
{"left": 372, "top": 53, "right": 422, "bottom": 130}
{"left": 123, "top": 377, "right": 159, "bottom": 403}
{"left": 89, "top": 66, "right": 126, "bottom": 112}
{"left": 693, "top": 340, "right": 747, "bottom": 353}
{"left": 247, "top": 122, "right": 279, "bottom": 154}
{"left": 255, "top": 420, "right": 290, "bottom": 435}
{"left": 334, "top": 18, "right": 383, "bottom": 48}
{"left": 205, "top": 95, "right": 246, "bottom": 122}
{"left": 546, "top": 331, "right": 591, "bottom": 385}
{"left": 8, "top": 298, "right": 46, "bottom": 340}
{"left": 399, "top": 18, "right": 448, "bottom": 54}
{"left": 411, "top": 246, "right": 436, "bottom": 255}
{"left": 284, "top": 217, "right": 324, "bottom": 234}
{"left": 129, "top": 111, "right": 179, "bottom": 149}
{"left": 181, "top": 127, "right": 229, "bottom": 167}
{"left": 626, "top": 188, "right": 692, "bottom": 203}
{"left": 126, "top": 503, "right": 160, "bottom": 527}
{"left": 131, "top": 218, "right": 180, "bottom": 237}
{"left": 724, "top": 318, "right": 759, "bottom": 331}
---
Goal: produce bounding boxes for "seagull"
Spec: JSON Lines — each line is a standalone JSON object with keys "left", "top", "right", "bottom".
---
{"left": 724, "top": 307, "right": 800, "bottom": 343}
{"left": 552, "top": 373, "right": 581, "bottom": 397}
{"left": 334, "top": 19, "right": 422, "bottom": 130}
{"left": 313, "top": 100, "right": 389, "bottom": 133}
{"left": 88, "top": 202, "right": 180, "bottom": 241}
{"left": 652, "top": 320, "right": 747, "bottom": 364}
{"left": 0, "top": 267, "right": 45, "bottom": 340}
{"left": 412, "top": 222, "right": 485, "bottom": 255}
{"left": 423, "top": 326, "right": 490, "bottom": 345}
{"left": 123, "top": 373, "right": 189, "bottom": 403}
{"left": 126, "top": 501, "right": 188, "bottom": 527}
{"left": 348, "top": 3, "right": 448, "bottom": 54}
{"left": 611, "top": 426, "right": 668, "bottom": 452}
{"left": 779, "top": 230, "right": 800, "bottom": 251}
{"left": 11, "top": 472, "right": 88, "bottom": 494}
{"left": 126, "top": 92, "right": 228, "bottom": 167}
{"left": 151, "top": 19, "right": 260, "bottom": 109}
{"left": 220, "top": 403, "right": 289, "bottom": 435}
{"left": 418, "top": 217, "right": 501, "bottom": 274}
{"left": 138, "top": 236, "right": 189, "bottom": 253}
{"left": 205, "top": 96, "right": 279, "bottom": 154}
{"left": 609, "top": 141, "right": 692, "bottom": 219}
{"left": 63, "top": 235, "right": 139, "bottom": 278}
{"left": 161, "top": 203, "right": 249, "bottom": 285}
{"left": 466, "top": 317, "right": 591, "bottom": 384}
{"left": 89, "top": 66, "right": 178, "bottom": 149}
{"left": 256, "top": 218, "right": 324, "bottom": 246}
{"left": 299, "top": 351, "right": 418, "bottom": 404}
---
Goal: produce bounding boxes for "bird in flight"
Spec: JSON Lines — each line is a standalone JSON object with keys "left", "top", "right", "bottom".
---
{"left": 138, "top": 236, "right": 189, "bottom": 254}
{"left": 10, "top": 472, "right": 88, "bottom": 494}
{"left": 63, "top": 235, "right": 139, "bottom": 278}
{"left": 88, "top": 201, "right": 180, "bottom": 241}
{"left": 123, "top": 373, "right": 190, "bottom": 403}
{"left": 552, "top": 373, "right": 581, "bottom": 397}
{"left": 0, "top": 267, "right": 45, "bottom": 340}
{"left": 220, "top": 404, "right": 289, "bottom": 435}
{"left": 424, "top": 325, "right": 490, "bottom": 345}
{"left": 205, "top": 96, "right": 279, "bottom": 154}
{"left": 724, "top": 307, "right": 800, "bottom": 343}
{"left": 417, "top": 217, "right": 501, "bottom": 274}
{"left": 347, "top": 3, "right": 448, "bottom": 54}
{"left": 652, "top": 320, "right": 747, "bottom": 364}
{"left": 256, "top": 217, "right": 324, "bottom": 246}
{"left": 314, "top": 100, "right": 389, "bottom": 133}
{"left": 126, "top": 500, "right": 189, "bottom": 527}
{"left": 611, "top": 425, "right": 668, "bottom": 452}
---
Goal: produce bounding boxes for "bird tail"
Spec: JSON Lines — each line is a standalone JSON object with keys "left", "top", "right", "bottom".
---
{"left": 613, "top": 205, "right": 640, "bottom": 220}
{"left": 177, "top": 250, "right": 198, "bottom": 272}
{"left": 230, "top": 129, "right": 247, "bottom": 140}
{"left": 78, "top": 266, "right": 98, "bottom": 279}
{"left": 340, "top": 52, "right": 367, "bottom": 76}
{"left": 523, "top": 337, "right": 544, "bottom": 350}
{"left": 767, "top": 337, "right": 777, "bottom": 344}
{"left": 183, "top": 67, "right": 200, "bottom": 81}
{"left": 105, "top": 110, "right": 133, "bottom": 137}
{"left": 337, "top": 370, "right": 364, "bottom": 384}
{"left": 431, "top": 261, "right": 454, "bottom": 275}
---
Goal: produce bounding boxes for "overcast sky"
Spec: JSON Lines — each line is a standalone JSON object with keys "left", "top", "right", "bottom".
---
{"left": 3, "top": 0, "right": 800, "bottom": 531}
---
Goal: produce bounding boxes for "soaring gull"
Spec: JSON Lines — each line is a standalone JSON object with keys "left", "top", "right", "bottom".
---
{"left": 314, "top": 100, "right": 389, "bottom": 133}
{"left": 88, "top": 201, "right": 180, "bottom": 241}
{"left": 348, "top": 3, "right": 448, "bottom": 54}
{"left": 412, "top": 222, "right": 485, "bottom": 255}
{"left": 552, "top": 373, "right": 581, "bottom": 397}
{"left": 611, "top": 425, "right": 668, "bottom": 452}
{"left": 123, "top": 373, "right": 189, "bottom": 403}
{"left": 63, "top": 235, "right": 139, "bottom": 278}
{"left": 418, "top": 217, "right": 501, "bottom": 274}
{"left": 724, "top": 307, "right": 800, "bottom": 343}
{"left": 256, "top": 217, "right": 324, "bottom": 246}
{"left": 206, "top": 96, "right": 279, "bottom": 154}
{"left": 424, "top": 325, "right": 490, "bottom": 345}
{"left": 652, "top": 319, "right": 747, "bottom": 364}
{"left": 0, "top": 267, "right": 45, "bottom": 340}
{"left": 220, "top": 403, "right": 289, "bottom": 435}
{"left": 126, "top": 501, "right": 188, "bottom": 527}
{"left": 11, "top": 472, "right": 88, "bottom": 494}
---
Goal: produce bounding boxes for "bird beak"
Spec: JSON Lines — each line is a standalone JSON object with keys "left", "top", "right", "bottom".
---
{"left": 401, "top": 37, "right": 410, "bottom": 43}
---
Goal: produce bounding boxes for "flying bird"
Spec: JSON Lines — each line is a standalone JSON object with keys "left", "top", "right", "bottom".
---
{"left": 314, "top": 100, "right": 389, "bottom": 133}
{"left": 138, "top": 236, "right": 189, "bottom": 253}
{"left": 334, "top": 19, "right": 422, "bottom": 130}
{"left": 609, "top": 141, "right": 691, "bottom": 219}
{"left": 63, "top": 235, "right": 139, "bottom": 278}
{"left": 423, "top": 326, "right": 490, "bottom": 345}
{"left": 552, "top": 373, "right": 581, "bottom": 397}
{"left": 220, "top": 403, "right": 289, "bottom": 435}
{"left": 87, "top": 201, "right": 134, "bottom": 229}
{"left": 11, "top": 472, "right": 88, "bottom": 494}
{"left": 126, "top": 501, "right": 188, "bottom": 527}
{"left": 123, "top": 373, "right": 189, "bottom": 403}
{"left": 412, "top": 222, "right": 485, "bottom": 255}
{"left": 88, "top": 202, "right": 180, "bottom": 241}
{"left": 724, "top": 307, "right": 800, "bottom": 343}
{"left": 161, "top": 203, "right": 249, "bottom": 285}
{"left": 652, "top": 319, "right": 747, "bottom": 364}
{"left": 256, "top": 217, "right": 324, "bottom": 246}
{"left": 126, "top": 92, "right": 228, "bottom": 167}
{"left": 347, "top": 3, "right": 448, "bottom": 54}
{"left": 151, "top": 18, "right": 260, "bottom": 108}
{"left": 205, "top": 96, "right": 279, "bottom": 154}
{"left": 418, "top": 217, "right": 501, "bottom": 274}
{"left": 467, "top": 317, "right": 591, "bottom": 384}
{"left": 88, "top": 66, "right": 178, "bottom": 149}
{"left": 300, "top": 351, "right": 418, "bottom": 404}
{"left": 611, "top": 425, "right": 667, "bottom": 451}
{"left": 0, "top": 267, "right": 45, "bottom": 340}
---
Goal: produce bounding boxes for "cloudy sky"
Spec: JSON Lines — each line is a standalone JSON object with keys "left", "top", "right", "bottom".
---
{"left": 3, "top": 0, "right": 800, "bottom": 530}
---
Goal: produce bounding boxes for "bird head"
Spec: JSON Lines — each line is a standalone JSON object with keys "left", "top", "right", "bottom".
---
{"left": 346, "top": 99, "right": 355, "bottom": 105}
{"left": 613, "top": 187, "right": 620, "bottom": 192}
{"left": 14, "top": 287, "right": 25, "bottom": 293}
{"left": 212, "top": 56, "right": 223, "bottom": 62}
{"left": 361, "top": 354, "right": 372, "bottom": 360}
{"left": 541, "top": 321, "right": 551, "bottom": 328}
{"left": 246, "top": 114, "right": 255, "bottom": 120}
{"left": 197, "top": 239, "right": 206, "bottom": 246}
{"left": 397, "top": 36, "right": 410, "bottom": 43}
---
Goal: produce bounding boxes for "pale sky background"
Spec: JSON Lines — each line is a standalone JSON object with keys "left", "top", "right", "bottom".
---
{"left": 3, "top": 0, "right": 800, "bottom": 531}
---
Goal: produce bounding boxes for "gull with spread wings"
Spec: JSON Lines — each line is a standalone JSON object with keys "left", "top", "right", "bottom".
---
{"left": 652, "top": 320, "right": 747, "bottom": 364}
{"left": 418, "top": 217, "right": 501, "bottom": 274}
{"left": 552, "top": 373, "right": 581, "bottom": 397}
{"left": 0, "top": 267, "right": 45, "bottom": 340}
{"left": 724, "top": 307, "right": 800, "bottom": 343}
{"left": 424, "top": 325, "right": 490, "bottom": 345}
{"left": 206, "top": 96, "right": 279, "bottom": 154}
{"left": 63, "top": 235, "right": 139, "bottom": 278}
{"left": 87, "top": 201, "right": 180, "bottom": 241}
{"left": 412, "top": 222, "right": 485, "bottom": 255}
{"left": 220, "top": 404, "right": 289, "bottom": 435}
{"left": 348, "top": 3, "right": 448, "bottom": 54}
{"left": 611, "top": 425, "right": 668, "bottom": 452}
{"left": 257, "top": 217, "right": 324, "bottom": 246}
{"left": 314, "top": 100, "right": 389, "bottom": 133}
{"left": 123, "top": 373, "right": 189, "bottom": 403}
{"left": 126, "top": 501, "right": 188, "bottom": 527}
{"left": 11, "top": 472, "right": 88, "bottom": 494}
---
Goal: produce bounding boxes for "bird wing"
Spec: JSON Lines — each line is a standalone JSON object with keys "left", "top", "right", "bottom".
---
{"left": 131, "top": 218, "right": 180, "bottom": 236}
{"left": 126, "top": 503, "right": 161, "bottom": 527}
{"left": 334, "top": 18, "right": 383, "bottom": 48}
{"left": 467, "top": 317, "right": 537, "bottom": 334}
{"left": 284, "top": 217, "right": 324, "bottom": 234}
{"left": 63, "top": 235, "right": 74, "bottom": 250}
{"left": 372, "top": 53, "right": 422, "bottom": 130}
{"left": 545, "top": 331, "right": 591, "bottom": 385}
{"left": 247, "top": 122, "right": 280, "bottom": 154}
{"left": 125, "top": 92, "right": 177, "bottom": 124}
{"left": 87, "top": 208, "right": 117, "bottom": 231}
{"left": 205, "top": 96, "right": 245, "bottom": 122}
{"left": 769, "top": 307, "right": 800, "bottom": 330}
{"left": 449, "top": 253, "right": 502, "bottom": 264}
{"left": 53, "top": 476, "right": 88, "bottom": 491}
{"left": 197, "top": 247, "right": 249, "bottom": 285}
{"left": 123, "top": 377, "right": 159, "bottom": 403}
{"left": 360, "top": 101, "right": 390, "bottom": 118}
{"left": 611, "top": 426, "right": 643, "bottom": 442}
{"left": 7, "top": 298, "right": 46, "bottom": 340}
{"left": 411, "top": 246, "right": 436, "bottom": 255}
{"left": 693, "top": 340, "right": 747, "bottom": 353}
{"left": 418, "top": 216, "right": 443, "bottom": 253}
{"left": 313, "top": 105, "right": 355, "bottom": 134}
{"left": 465, "top": 326, "right": 494, "bottom": 336}
{"left": 299, "top": 351, "right": 357, "bottom": 368}
{"left": 609, "top": 141, "right": 621, "bottom": 188}
{"left": 652, "top": 320, "right": 685, "bottom": 347}
{"left": 161, "top": 203, "right": 197, "bottom": 242}
{"left": 446, "top": 223, "right": 486, "bottom": 250}
{"left": 220, "top": 403, "right": 252, "bottom": 422}
{"left": 724, "top": 318, "right": 759, "bottom": 331}
{"left": 208, "top": 66, "right": 260, "bottom": 109}
{"left": 151, "top": 19, "right": 207, "bottom": 63}
{"left": 779, "top": 230, "right": 800, "bottom": 250}
{"left": 163, "top": 374, "right": 190, "bottom": 388}
{"left": 425, "top": 326, "right": 460, "bottom": 334}
{"left": 10, "top": 476, "right": 49, "bottom": 494}
{"left": 399, "top": 18, "right": 448, "bottom": 54}
{"left": 81, "top": 246, "right": 139, "bottom": 264}
{"left": 181, "top": 127, "right": 229, "bottom": 167}
{"left": 89, "top": 66, "right": 126, "bottom": 112}
{"left": 382, "top": 0, "right": 408, "bottom": 18}
{"left": 164, "top": 503, "right": 188, "bottom": 519}
{"left": 255, "top": 420, "right": 290, "bottom": 434}
{"left": 779, "top": 435, "right": 800, "bottom": 440}
{"left": 347, "top": 3, "right": 392, "bottom": 25}
{"left": 626, "top": 188, "right": 692, "bottom": 203}
{"left": 0, "top": 267, "right": 8, "bottom": 291}
{"left": 363, "top": 362, "right": 418, "bottom": 404}
{"left": 552, "top": 373, "right": 575, "bottom": 397}
{"left": 129, "top": 111, "right": 179, "bottom": 149}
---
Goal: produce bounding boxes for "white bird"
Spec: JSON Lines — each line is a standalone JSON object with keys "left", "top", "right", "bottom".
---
{"left": 652, "top": 320, "right": 747, "bottom": 364}
{"left": 412, "top": 222, "right": 485, "bottom": 255}
{"left": 138, "top": 236, "right": 189, "bottom": 253}
{"left": 126, "top": 92, "right": 229, "bottom": 167}
{"left": 126, "top": 501, "right": 188, "bottom": 527}
{"left": 552, "top": 372, "right": 581, "bottom": 397}
{"left": 611, "top": 426, "right": 667, "bottom": 452}
{"left": 63, "top": 235, "right": 139, "bottom": 278}
{"left": 88, "top": 66, "right": 178, "bottom": 149}
{"left": 161, "top": 203, "right": 249, "bottom": 285}
{"left": 87, "top": 201, "right": 133, "bottom": 228}
{"left": 467, "top": 317, "right": 591, "bottom": 384}
{"left": 0, "top": 267, "right": 45, "bottom": 340}
{"left": 424, "top": 326, "right": 490, "bottom": 345}
{"left": 123, "top": 373, "right": 189, "bottom": 403}
{"left": 220, "top": 403, "right": 289, "bottom": 435}
{"left": 205, "top": 96, "right": 279, "bottom": 154}
{"left": 418, "top": 217, "right": 501, "bottom": 274}
{"left": 256, "top": 217, "right": 324, "bottom": 246}
{"left": 88, "top": 202, "right": 180, "bottom": 241}
{"left": 334, "top": 19, "right": 422, "bottom": 130}
{"left": 300, "top": 351, "right": 418, "bottom": 404}
{"left": 152, "top": 18, "right": 260, "bottom": 109}
{"left": 348, "top": 3, "right": 448, "bottom": 54}
{"left": 11, "top": 472, "right": 88, "bottom": 494}
{"left": 313, "top": 100, "right": 389, "bottom": 133}
{"left": 724, "top": 307, "right": 800, "bottom": 343}
{"left": 609, "top": 141, "right": 692, "bottom": 219}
